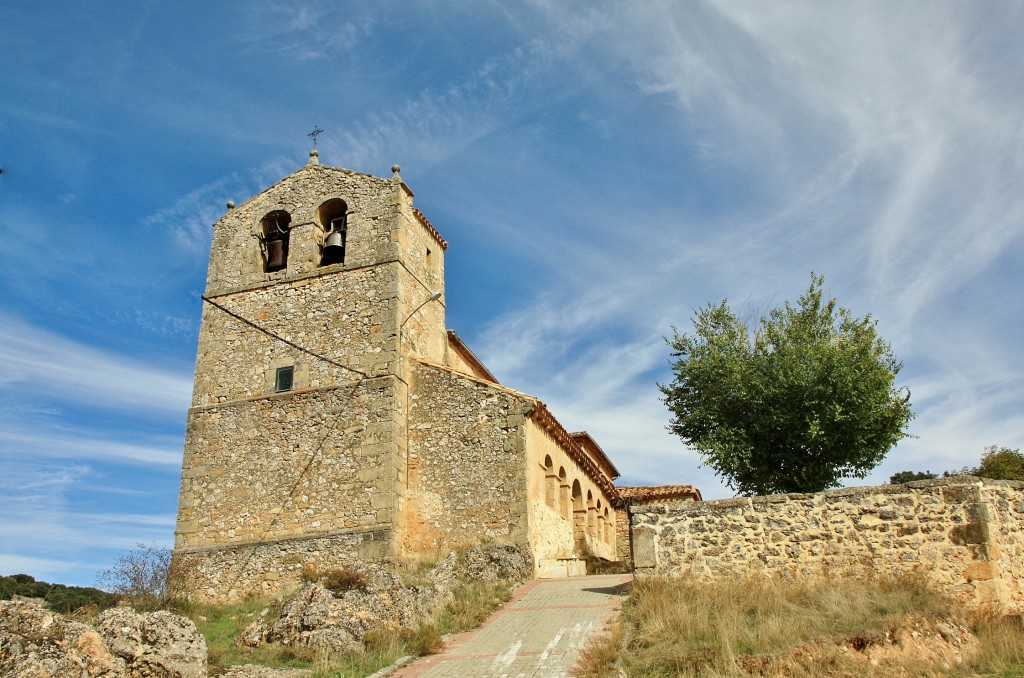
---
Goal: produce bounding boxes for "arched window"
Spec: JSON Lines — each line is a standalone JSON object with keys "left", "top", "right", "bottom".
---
{"left": 587, "top": 490, "right": 596, "bottom": 539}
{"left": 571, "top": 480, "right": 585, "bottom": 551}
{"left": 558, "top": 467, "right": 569, "bottom": 519}
{"left": 260, "top": 210, "right": 292, "bottom": 272}
{"left": 317, "top": 199, "right": 348, "bottom": 266}
{"left": 604, "top": 507, "right": 611, "bottom": 543}
{"left": 543, "top": 455, "right": 557, "bottom": 508}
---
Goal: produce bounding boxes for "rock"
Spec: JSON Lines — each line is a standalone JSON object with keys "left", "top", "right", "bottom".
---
{"left": 430, "top": 542, "right": 532, "bottom": 588}
{"left": 461, "top": 543, "right": 532, "bottom": 583}
{"left": 243, "top": 561, "right": 438, "bottom": 653}
{"left": 95, "top": 606, "right": 207, "bottom": 678}
{"left": 241, "top": 548, "right": 530, "bottom": 657}
{"left": 0, "top": 599, "right": 127, "bottom": 677}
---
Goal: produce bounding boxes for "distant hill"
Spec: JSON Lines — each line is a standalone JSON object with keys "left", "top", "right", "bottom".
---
{"left": 0, "top": 573, "right": 117, "bottom": 613}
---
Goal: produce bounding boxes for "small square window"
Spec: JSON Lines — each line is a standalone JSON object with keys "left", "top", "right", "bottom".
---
{"left": 274, "top": 366, "right": 294, "bottom": 392}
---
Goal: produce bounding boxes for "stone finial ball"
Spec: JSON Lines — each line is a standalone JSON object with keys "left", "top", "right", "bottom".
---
{"left": 392, "top": 164, "right": 401, "bottom": 175}
{"left": 226, "top": 200, "right": 235, "bottom": 209}
{"left": 310, "top": 150, "right": 319, "bottom": 158}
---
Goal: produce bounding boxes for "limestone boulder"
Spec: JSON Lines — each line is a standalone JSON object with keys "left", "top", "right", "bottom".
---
{"left": 241, "top": 561, "right": 436, "bottom": 653}
{"left": 0, "top": 600, "right": 127, "bottom": 677}
{"left": 430, "top": 542, "right": 532, "bottom": 589}
{"left": 95, "top": 606, "right": 207, "bottom": 678}
{"left": 240, "top": 548, "right": 530, "bottom": 656}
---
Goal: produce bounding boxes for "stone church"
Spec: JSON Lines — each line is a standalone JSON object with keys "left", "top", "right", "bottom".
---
{"left": 173, "top": 152, "right": 700, "bottom": 600}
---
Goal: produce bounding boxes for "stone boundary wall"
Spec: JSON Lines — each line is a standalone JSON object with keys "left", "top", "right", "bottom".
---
{"left": 630, "top": 477, "right": 1024, "bottom": 613}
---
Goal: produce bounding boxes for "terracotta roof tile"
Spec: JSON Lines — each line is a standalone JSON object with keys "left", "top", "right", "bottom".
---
{"left": 412, "top": 207, "right": 448, "bottom": 250}
{"left": 616, "top": 484, "right": 703, "bottom": 504}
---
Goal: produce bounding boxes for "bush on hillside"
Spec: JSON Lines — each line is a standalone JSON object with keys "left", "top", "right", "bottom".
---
{"left": 0, "top": 573, "right": 117, "bottom": 613}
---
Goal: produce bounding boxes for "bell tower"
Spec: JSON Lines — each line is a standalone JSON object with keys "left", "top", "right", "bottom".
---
{"left": 174, "top": 152, "right": 448, "bottom": 599}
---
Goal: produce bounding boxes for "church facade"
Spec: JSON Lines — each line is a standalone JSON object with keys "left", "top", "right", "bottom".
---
{"left": 173, "top": 152, "right": 699, "bottom": 600}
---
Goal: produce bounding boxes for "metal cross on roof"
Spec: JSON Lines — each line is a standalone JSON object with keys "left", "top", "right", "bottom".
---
{"left": 308, "top": 126, "right": 324, "bottom": 149}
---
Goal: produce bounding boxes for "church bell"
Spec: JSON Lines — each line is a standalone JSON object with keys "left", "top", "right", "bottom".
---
{"left": 266, "top": 238, "right": 285, "bottom": 269}
{"left": 324, "top": 230, "right": 344, "bottom": 253}
{"left": 321, "top": 229, "right": 345, "bottom": 265}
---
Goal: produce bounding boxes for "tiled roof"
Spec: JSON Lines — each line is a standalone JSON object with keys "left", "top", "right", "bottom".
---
{"left": 446, "top": 330, "right": 498, "bottom": 383}
{"left": 529, "top": 402, "right": 619, "bottom": 499}
{"left": 616, "top": 484, "right": 703, "bottom": 504}
{"left": 412, "top": 207, "right": 448, "bottom": 250}
{"left": 569, "top": 432, "right": 620, "bottom": 481}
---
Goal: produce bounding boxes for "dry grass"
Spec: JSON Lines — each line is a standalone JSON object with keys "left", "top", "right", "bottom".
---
{"left": 956, "top": 611, "right": 1024, "bottom": 677}
{"left": 574, "top": 573, "right": 1001, "bottom": 678}
{"left": 435, "top": 580, "right": 514, "bottom": 635}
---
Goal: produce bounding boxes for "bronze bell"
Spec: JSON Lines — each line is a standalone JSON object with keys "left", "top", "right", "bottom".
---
{"left": 266, "top": 239, "right": 285, "bottom": 270}
{"left": 324, "top": 230, "right": 345, "bottom": 252}
{"left": 322, "top": 230, "right": 345, "bottom": 264}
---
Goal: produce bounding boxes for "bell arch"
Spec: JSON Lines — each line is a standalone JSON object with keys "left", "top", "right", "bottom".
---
{"left": 317, "top": 198, "right": 348, "bottom": 266}
{"left": 259, "top": 210, "right": 292, "bottom": 272}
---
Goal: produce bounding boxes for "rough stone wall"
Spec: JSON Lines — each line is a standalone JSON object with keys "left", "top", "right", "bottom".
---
{"left": 615, "top": 507, "right": 632, "bottom": 564}
{"left": 982, "top": 482, "right": 1024, "bottom": 611}
{"left": 404, "top": 363, "right": 534, "bottom": 555}
{"left": 175, "top": 530, "right": 391, "bottom": 601}
{"left": 192, "top": 268, "right": 401, "bottom": 407}
{"left": 631, "top": 477, "right": 1024, "bottom": 613}
{"left": 176, "top": 379, "right": 403, "bottom": 551}
{"left": 205, "top": 161, "right": 399, "bottom": 295}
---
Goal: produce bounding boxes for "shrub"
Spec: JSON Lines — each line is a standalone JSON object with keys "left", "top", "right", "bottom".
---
{"left": 973, "top": 445, "right": 1024, "bottom": 481}
{"left": 97, "top": 543, "right": 189, "bottom": 611}
{"left": 889, "top": 470, "right": 938, "bottom": 484}
{"left": 322, "top": 568, "right": 369, "bottom": 593}
{"left": 300, "top": 565, "right": 369, "bottom": 593}
{"left": 1, "top": 574, "right": 117, "bottom": 613}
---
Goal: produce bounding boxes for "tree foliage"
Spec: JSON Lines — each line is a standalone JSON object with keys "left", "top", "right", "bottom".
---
{"left": 0, "top": 573, "right": 116, "bottom": 613}
{"left": 971, "top": 445, "right": 1024, "bottom": 481}
{"left": 889, "top": 470, "right": 938, "bottom": 485}
{"left": 661, "top": 274, "right": 913, "bottom": 495}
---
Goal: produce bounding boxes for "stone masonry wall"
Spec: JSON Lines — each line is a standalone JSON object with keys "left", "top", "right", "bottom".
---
{"left": 205, "top": 161, "right": 399, "bottom": 295}
{"left": 404, "top": 363, "right": 534, "bottom": 555}
{"left": 175, "top": 529, "right": 391, "bottom": 601}
{"left": 176, "top": 379, "right": 402, "bottom": 550}
{"left": 192, "top": 268, "right": 401, "bottom": 407}
{"left": 631, "top": 477, "right": 1024, "bottom": 613}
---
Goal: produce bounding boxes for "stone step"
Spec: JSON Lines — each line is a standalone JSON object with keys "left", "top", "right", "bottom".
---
{"left": 536, "top": 558, "right": 587, "bottom": 578}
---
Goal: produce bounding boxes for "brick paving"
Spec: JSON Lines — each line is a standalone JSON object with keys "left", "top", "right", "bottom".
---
{"left": 391, "top": 574, "right": 632, "bottom": 678}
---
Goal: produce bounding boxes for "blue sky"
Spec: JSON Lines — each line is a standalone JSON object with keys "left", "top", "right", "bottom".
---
{"left": 2, "top": 2, "right": 1022, "bottom": 587}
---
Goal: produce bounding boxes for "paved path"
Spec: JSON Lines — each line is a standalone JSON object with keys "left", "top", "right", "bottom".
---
{"left": 392, "top": 574, "right": 632, "bottom": 678}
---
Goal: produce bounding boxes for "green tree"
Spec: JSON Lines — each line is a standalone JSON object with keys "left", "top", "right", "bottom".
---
{"left": 889, "top": 470, "right": 937, "bottom": 484}
{"left": 971, "top": 445, "right": 1024, "bottom": 481}
{"left": 661, "top": 274, "right": 913, "bottom": 495}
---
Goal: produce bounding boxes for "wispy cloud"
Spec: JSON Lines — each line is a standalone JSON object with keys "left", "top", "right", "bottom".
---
{"left": 0, "top": 312, "right": 192, "bottom": 415}
{"left": 0, "top": 459, "right": 176, "bottom": 584}
{"left": 463, "top": 2, "right": 1024, "bottom": 494}
{"left": 0, "top": 429, "right": 182, "bottom": 467}
{"left": 237, "top": 2, "right": 375, "bottom": 62}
